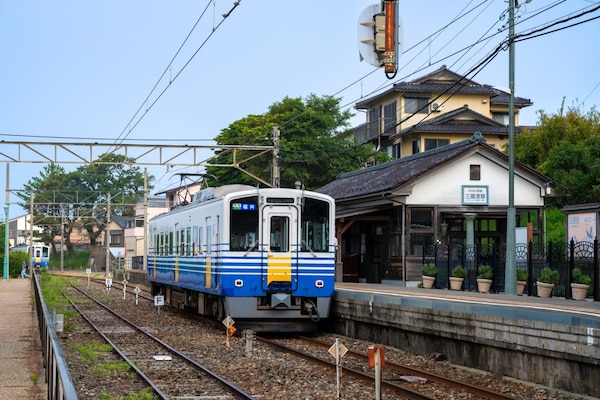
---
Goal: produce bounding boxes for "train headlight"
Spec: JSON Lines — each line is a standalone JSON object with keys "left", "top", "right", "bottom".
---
{"left": 234, "top": 279, "right": 244, "bottom": 287}
{"left": 315, "top": 279, "right": 324, "bottom": 288}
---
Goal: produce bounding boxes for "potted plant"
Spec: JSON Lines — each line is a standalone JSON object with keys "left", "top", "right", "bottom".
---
{"left": 571, "top": 268, "right": 591, "bottom": 301}
{"left": 536, "top": 267, "right": 560, "bottom": 298}
{"left": 450, "top": 266, "right": 467, "bottom": 290}
{"left": 516, "top": 269, "right": 528, "bottom": 296}
{"left": 422, "top": 263, "right": 438, "bottom": 289}
{"left": 476, "top": 265, "right": 493, "bottom": 293}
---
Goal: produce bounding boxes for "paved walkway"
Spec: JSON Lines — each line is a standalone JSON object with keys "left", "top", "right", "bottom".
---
{"left": 0, "top": 277, "right": 47, "bottom": 400}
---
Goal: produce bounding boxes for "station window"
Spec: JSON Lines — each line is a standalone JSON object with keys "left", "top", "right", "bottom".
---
{"left": 409, "top": 208, "right": 433, "bottom": 256}
{"left": 410, "top": 208, "right": 433, "bottom": 229}
{"left": 470, "top": 164, "right": 481, "bottom": 181}
{"left": 410, "top": 234, "right": 432, "bottom": 256}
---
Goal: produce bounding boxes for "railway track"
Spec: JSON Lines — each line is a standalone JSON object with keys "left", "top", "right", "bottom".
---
{"left": 52, "top": 275, "right": 580, "bottom": 399}
{"left": 66, "top": 286, "right": 256, "bottom": 400}
{"left": 259, "top": 335, "right": 518, "bottom": 400}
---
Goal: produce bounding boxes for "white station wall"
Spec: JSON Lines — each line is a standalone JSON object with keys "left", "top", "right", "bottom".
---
{"left": 406, "top": 153, "right": 544, "bottom": 207}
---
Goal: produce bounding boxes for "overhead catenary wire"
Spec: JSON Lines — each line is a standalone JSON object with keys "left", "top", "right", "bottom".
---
{"left": 105, "top": 0, "right": 242, "bottom": 155}
{"left": 278, "top": 2, "right": 600, "bottom": 163}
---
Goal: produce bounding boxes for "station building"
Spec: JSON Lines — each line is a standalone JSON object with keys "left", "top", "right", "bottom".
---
{"left": 318, "top": 66, "right": 554, "bottom": 285}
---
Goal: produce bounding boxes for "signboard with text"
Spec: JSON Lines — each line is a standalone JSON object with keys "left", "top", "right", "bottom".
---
{"left": 462, "top": 185, "right": 489, "bottom": 205}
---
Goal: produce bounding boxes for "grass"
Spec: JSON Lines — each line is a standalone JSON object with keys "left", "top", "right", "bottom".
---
{"left": 95, "top": 360, "right": 131, "bottom": 376}
{"left": 74, "top": 341, "right": 113, "bottom": 364}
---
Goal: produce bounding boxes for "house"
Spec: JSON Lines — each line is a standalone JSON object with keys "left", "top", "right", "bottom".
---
{"left": 353, "top": 65, "right": 533, "bottom": 159}
{"left": 318, "top": 133, "right": 554, "bottom": 285}
{"left": 123, "top": 197, "right": 168, "bottom": 269}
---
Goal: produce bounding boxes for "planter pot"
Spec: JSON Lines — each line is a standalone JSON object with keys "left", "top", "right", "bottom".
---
{"left": 449, "top": 277, "right": 464, "bottom": 291}
{"left": 477, "top": 278, "right": 492, "bottom": 293}
{"left": 422, "top": 275, "right": 436, "bottom": 289}
{"left": 571, "top": 283, "right": 590, "bottom": 301}
{"left": 536, "top": 281, "right": 554, "bottom": 298}
{"left": 517, "top": 280, "right": 527, "bottom": 296}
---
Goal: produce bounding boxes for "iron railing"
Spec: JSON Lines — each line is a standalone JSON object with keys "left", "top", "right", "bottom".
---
{"left": 423, "top": 240, "right": 599, "bottom": 300}
{"left": 33, "top": 272, "right": 78, "bottom": 399}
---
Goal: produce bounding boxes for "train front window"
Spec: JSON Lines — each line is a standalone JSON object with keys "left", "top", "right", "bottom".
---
{"left": 229, "top": 196, "right": 259, "bottom": 251}
{"left": 301, "top": 198, "right": 330, "bottom": 252}
{"left": 270, "top": 216, "right": 289, "bottom": 252}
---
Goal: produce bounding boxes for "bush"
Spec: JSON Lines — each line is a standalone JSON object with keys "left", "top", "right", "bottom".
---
{"left": 537, "top": 267, "right": 560, "bottom": 284}
{"left": 572, "top": 268, "right": 591, "bottom": 285}
{"left": 422, "top": 263, "right": 438, "bottom": 277}
{"left": 477, "top": 265, "right": 493, "bottom": 280}
{"left": 451, "top": 266, "right": 467, "bottom": 278}
{"left": 516, "top": 269, "right": 529, "bottom": 281}
{"left": 3, "top": 251, "right": 30, "bottom": 278}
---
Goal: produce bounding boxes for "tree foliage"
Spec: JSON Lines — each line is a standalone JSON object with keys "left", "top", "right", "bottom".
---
{"left": 206, "top": 95, "right": 389, "bottom": 189}
{"left": 514, "top": 105, "right": 600, "bottom": 206}
{"left": 18, "top": 155, "right": 152, "bottom": 253}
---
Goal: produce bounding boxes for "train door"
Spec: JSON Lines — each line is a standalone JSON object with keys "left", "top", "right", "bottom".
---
{"left": 262, "top": 206, "right": 298, "bottom": 292}
{"left": 205, "top": 217, "right": 212, "bottom": 288}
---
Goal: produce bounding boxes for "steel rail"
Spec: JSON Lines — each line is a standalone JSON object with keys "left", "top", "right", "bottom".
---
{"left": 299, "top": 335, "right": 516, "bottom": 400}
{"left": 68, "top": 286, "right": 256, "bottom": 400}
{"left": 257, "top": 336, "right": 434, "bottom": 400}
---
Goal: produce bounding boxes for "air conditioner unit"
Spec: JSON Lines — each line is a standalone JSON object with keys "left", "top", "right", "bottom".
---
{"left": 430, "top": 102, "right": 442, "bottom": 112}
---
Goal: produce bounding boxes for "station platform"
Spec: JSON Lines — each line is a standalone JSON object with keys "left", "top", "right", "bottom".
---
{"left": 329, "top": 282, "right": 600, "bottom": 397}
{"left": 0, "top": 277, "right": 47, "bottom": 400}
{"left": 335, "top": 282, "right": 600, "bottom": 327}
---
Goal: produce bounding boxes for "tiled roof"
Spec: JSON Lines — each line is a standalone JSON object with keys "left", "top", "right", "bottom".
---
{"left": 318, "top": 134, "right": 486, "bottom": 201}
{"left": 391, "top": 105, "right": 524, "bottom": 138}
{"left": 488, "top": 86, "right": 532, "bottom": 107}
{"left": 355, "top": 65, "right": 532, "bottom": 109}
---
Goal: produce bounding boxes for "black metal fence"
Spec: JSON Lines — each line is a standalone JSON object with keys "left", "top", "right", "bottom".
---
{"left": 423, "top": 240, "right": 600, "bottom": 301}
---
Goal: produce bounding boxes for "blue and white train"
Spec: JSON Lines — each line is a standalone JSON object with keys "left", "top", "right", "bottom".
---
{"left": 11, "top": 244, "right": 51, "bottom": 269}
{"left": 147, "top": 184, "right": 336, "bottom": 332}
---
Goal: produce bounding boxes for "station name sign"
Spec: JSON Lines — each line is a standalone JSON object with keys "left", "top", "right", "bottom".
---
{"left": 462, "top": 185, "right": 489, "bottom": 205}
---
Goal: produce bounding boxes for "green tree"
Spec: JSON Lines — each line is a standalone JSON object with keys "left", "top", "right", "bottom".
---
{"left": 18, "top": 164, "right": 70, "bottom": 256}
{"left": 514, "top": 105, "right": 599, "bottom": 169}
{"left": 68, "top": 154, "right": 150, "bottom": 245}
{"left": 513, "top": 106, "right": 600, "bottom": 206}
{"left": 18, "top": 156, "right": 152, "bottom": 255}
{"left": 207, "top": 95, "right": 388, "bottom": 189}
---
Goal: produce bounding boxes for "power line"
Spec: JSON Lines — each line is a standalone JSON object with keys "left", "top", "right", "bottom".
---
{"left": 107, "top": 1, "right": 242, "bottom": 153}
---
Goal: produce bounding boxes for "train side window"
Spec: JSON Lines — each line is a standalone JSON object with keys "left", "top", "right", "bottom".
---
{"left": 301, "top": 198, "right": 330, "bottom": 252}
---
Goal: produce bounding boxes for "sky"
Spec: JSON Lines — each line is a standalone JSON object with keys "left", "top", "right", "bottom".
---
{"left": 2, "top": 0, "right": 600, "bottom": 218}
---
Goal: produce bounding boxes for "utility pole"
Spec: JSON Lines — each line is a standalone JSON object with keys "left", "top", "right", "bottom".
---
{"left": 505, "top": 0, "right": 517, "bottom": 295}
{"left": 105, "top": 193, "right": 111, "bottom": 277}
{"left": 143, "top": 169, "right": 149, "bottom": 271}
{"left": 272, "top": 125, "right": 280, "bottom": 188}
{"left": 3, "top": 164, "right": 9, "bottom": 281}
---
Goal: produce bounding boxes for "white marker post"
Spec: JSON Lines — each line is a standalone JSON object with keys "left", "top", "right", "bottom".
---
{"left": 105, "top": 277, "right": 112, "bottom": 292}
{"left": 134, "top": 286, "right": 140, "bottom": 305}
{"left": 154, "top": 295, "right": 164, "bottom": 315}
{"left": 368, "top": 345, "right": 385, "bottom": 400}
{"left": 222, "top": 315, "right": 236, "bottom": 347}
{"left": 328, "top": 339, "right": 348, "bottom": 399}
{"left": 122, "top": 279, "right": 128, "bottom": 299}
{"left": 85, "top": 268, "right": 91, "bottom": 287}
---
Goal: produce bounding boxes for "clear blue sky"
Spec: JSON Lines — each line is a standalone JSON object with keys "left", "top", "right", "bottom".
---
{"left": 2, "top": 1, "right": 600, "bottom": 218}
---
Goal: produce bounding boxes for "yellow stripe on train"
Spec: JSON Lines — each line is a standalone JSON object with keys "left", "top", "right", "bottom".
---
{"left": 206, "top": 255, "right": 211, "bottom": 288}
{"left": 267, "top": 252, "right": 292, "bottom": 285}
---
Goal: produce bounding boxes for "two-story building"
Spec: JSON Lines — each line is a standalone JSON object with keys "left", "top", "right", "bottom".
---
{"left": 353, "top": 65, "right": 532, "bottom": 159}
